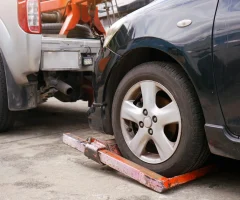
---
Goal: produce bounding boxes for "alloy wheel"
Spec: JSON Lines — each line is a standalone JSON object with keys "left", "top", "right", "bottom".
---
{"left": 120, "top": 80, "right": 181, "bottom": 164}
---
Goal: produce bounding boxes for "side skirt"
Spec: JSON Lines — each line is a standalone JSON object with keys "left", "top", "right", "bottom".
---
{"left": 205, "top": 124, "right": 240, "bottom": 160}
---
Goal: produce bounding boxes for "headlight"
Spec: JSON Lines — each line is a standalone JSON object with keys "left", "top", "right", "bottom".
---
{"left": 103, "top": 17, "right": 127, "bottom": 48}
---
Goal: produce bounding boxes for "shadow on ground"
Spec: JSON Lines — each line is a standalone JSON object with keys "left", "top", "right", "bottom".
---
{"left": 0, "top": 99, "right": 90, "bottom": 144}
{"left": 15, "top": 100, "right": 89, "bottom": 130}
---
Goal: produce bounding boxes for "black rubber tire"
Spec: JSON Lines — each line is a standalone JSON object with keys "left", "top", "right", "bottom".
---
{"left": 0, "top": 57, "right": 14, "bottom": 133}
{"left": 42, "top": 23, "right": 93, "bottom": 38}
{"left": 112, "top": 62, "right": 210, "bottom": 177}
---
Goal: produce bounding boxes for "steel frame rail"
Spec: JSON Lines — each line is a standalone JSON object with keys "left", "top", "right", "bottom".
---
{"left": 63, "top": 133, "right": 215, "bottom": 193}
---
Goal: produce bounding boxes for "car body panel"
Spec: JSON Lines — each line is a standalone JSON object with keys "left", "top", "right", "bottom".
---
{"left": 92, "top": 0, "right": 224, "bottom": 126}
{"left": 108, "top": 0, "right": 219, "bottom": 124}
{"left": 213, "top": 0, "right": 240, "bottom": 136}
{"left": 109, "top": 0, "right": 220, "bottom": 124}
{"left": 0, "top": 0, "right": 42, "bottom": 110}
{"left": 205, "top": 124, "right": 240, "bottom": 160}
{"left": 89, "top": 0, "right": 240, "bottom": 160}
{"left": 0, "top": 0, "right": 42, "bottom": 85}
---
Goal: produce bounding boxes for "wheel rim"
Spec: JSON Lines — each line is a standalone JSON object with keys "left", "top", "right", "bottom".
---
{"left": 120, "top": 80, "right": 181, "bottom": 164}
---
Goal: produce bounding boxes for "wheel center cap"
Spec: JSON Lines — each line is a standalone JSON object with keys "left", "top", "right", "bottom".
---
{"left": 144, "top": 117, "right": 152, "bottom": 128}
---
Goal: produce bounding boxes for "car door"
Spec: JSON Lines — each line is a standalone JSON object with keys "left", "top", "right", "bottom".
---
{"left": 213, "top": 0, "right": 240, "bottom": 136}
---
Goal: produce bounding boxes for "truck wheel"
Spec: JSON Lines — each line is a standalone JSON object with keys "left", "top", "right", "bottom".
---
{"left": 112, "top": 62, "right": 210, "bottom": 177}
{"left": 42, "top": 23, "right": 93, "bottom": 38}
{"left": 0, "top": 58, "right": 14, "bottom": 132}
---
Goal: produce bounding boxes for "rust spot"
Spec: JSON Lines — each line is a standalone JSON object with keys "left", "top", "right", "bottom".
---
{"left": 63, "top": 134, "right": 216, "bottom": 193}
{"left": 100, "top": 150, "right": 165, "bottom": 180}
{"left": 163, "top": 165, "right": 216, "bottom": 189}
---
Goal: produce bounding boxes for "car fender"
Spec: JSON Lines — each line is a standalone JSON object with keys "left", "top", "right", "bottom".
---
{"left": 104, "top": 0, "right": 224, "bottom": 126}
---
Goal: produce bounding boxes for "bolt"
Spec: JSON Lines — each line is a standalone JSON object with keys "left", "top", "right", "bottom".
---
{"left": 143, "top": 109, "right": 148, "bottom": 116}
{"left": 139, "top": 121, "right": 144, "bottom": 128}
{"left": 148, "top": 128, "right": 153, "bottom": 135}
{"left": 152, "top": 116, "right": 157, "bottom": 123}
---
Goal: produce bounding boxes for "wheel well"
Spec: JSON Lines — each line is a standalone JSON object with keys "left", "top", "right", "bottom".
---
{"left": 105, "top": 47, "right": 180, "bottom": 103}
{"left": 103, "top": 47, "right": 203, "bottom": 135}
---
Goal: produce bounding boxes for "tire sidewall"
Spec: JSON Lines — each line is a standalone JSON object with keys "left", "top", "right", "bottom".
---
{"left": 112, "top": 62, "right": 204, "bottom": 176}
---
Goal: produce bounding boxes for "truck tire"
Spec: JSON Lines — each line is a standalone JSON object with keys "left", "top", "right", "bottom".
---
{"left": 112, "top": 62, "right": 210, "bottom": 177}
{"left": 0, "top": 57, "right": 14, "bottom": 132}
{"left": 42, "top": 23, "right": 93, "bottom": 38}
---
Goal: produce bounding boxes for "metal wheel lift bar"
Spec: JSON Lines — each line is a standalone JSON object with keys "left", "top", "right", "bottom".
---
{"left": 63, "top": 133, "right": 215, "bottom": 193}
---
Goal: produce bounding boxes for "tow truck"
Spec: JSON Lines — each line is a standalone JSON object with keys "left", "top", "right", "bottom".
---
{"left": 0, "top": 0, "right": 106, "bottom": 132}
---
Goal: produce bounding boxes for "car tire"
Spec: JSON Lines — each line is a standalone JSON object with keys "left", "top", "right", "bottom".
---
{"left": 42, "top": 23, "right": 93, "bottom": 38}
{"left": 0, "top": 57, "right": 14, "bottom": 133}
{"left": 112, "top": 62, "right": 210, "bottom": 177}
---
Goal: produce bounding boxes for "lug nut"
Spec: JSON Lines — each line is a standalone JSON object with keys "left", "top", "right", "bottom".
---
{"left": 152, "top": 116, "right": 157, "bottom": 123}
{"left": 148, "top": 128, "right": 153, "bottom": 135}
{"left": 139, "top": 121, "right": 144, "bottom": 128}
{"left": 143, "top": 109, "right": 148, "bottom": 116}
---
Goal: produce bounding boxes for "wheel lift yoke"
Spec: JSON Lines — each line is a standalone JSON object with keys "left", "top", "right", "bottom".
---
{"left": 63, "top": 133, "right": 215, "bottom": 193}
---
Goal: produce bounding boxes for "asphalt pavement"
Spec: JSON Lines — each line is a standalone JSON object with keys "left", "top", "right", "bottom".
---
{"left": 0, "top": 98, "right": 240, "bottom": 200}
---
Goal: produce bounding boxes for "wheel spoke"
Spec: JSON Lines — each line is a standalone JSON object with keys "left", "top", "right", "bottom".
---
{"left": 140, "top": 81, "right": 158, "bottom": 110}
{"left": 152, "top": 129, "right": 174, "bottom": 161}
{"left": 156, "top": 101, "right": 181, "bottom": 126}
{"left": 128, "top": 128, "right": 150, "bottom": 157}
{"left": 121, "top": 100, "right": 142, "bottom": 123}
{"left": 120, "top": 80, "right": 182, "bottom": 164}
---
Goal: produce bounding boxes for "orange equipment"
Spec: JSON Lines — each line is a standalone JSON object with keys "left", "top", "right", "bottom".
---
{"left": 63, "top": 133, "right": 216, "bottom": 193}
{"left": 40, "top": 0, "right": 106, "bottom": 36}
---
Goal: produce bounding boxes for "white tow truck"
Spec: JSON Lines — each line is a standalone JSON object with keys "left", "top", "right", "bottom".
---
{"left": 0, "top": 0, "right": 107, "bottom": 132}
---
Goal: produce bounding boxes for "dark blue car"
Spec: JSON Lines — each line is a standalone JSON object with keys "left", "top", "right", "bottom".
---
{"left": 89, "top": 0, "right": 240, "bottom": 177}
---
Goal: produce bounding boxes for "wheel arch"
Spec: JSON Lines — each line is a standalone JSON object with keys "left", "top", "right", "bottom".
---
{"left": 103, "top": 45, "right": 206, "bottom": 134}
{"left": 0, "top": 49, "right": 38, "bottom": 111}
{"left": 105, "top": 46, "right": 200, "bottom": 100}
{"left": 105, "top": 47, "right": 191, "bottom": 99}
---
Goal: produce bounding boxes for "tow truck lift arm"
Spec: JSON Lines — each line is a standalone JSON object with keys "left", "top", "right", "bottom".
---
{"left": 40, "top": 0, "right": 106, "bottom": 35}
